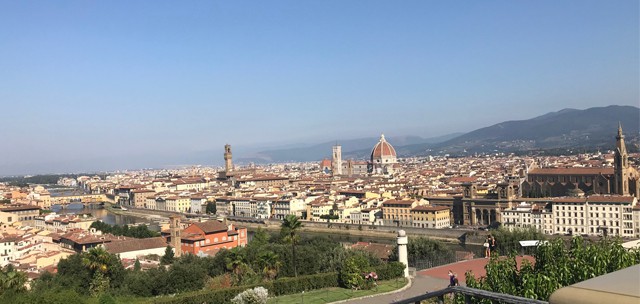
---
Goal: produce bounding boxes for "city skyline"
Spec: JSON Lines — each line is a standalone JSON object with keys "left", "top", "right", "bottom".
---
{"left": 1, "top": 1, "right": 638, "bottom": 174}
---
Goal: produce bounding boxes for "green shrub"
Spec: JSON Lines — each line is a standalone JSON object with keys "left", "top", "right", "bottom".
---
{"left": 373, "top": 262, "right": 405, "bottom": 280}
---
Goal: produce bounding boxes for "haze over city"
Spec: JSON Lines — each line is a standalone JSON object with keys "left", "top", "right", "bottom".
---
{"left": 1, "top": 1, "right": 638, "bottom": 174}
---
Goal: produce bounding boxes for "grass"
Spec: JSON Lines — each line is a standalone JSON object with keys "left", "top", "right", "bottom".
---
{"left": 82, "top": 278, "right": 408, "bottom": 304}
{"left": 267, "top": 278, "right": 409, "bottom": 304}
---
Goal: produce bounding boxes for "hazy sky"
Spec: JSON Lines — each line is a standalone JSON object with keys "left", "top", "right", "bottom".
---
{"left": 1, "top": 1, "right": 638, "bottom": 174}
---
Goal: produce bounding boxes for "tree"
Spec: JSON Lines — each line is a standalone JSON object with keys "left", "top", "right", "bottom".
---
{"left": 389, "top": 237, "right": 453, "bottom": 267}
{"left": 0, "top": 265, "right": 27, "bottom": 295}
{"left": 133, "top": 259, "right": 141, "bottom": 271}
{"left": 488, "top": 227, "right": 546, "bottom": 255}
{"left": 338, "top": 253, "right": 372, "bottom": 290}
{"left": 79, "top": 247, "right": 125, "bottom": 294}
{"left": 56, "top": 254, "right": 93, "bottom": 293}
{"left": 281, "top": 214, "right": 302, "bottom": 277}
{"left": 250, "top": 228, "right": 271, "bottom": 248}
{"left": 82, "top": 247, "right": 111, "bottom": 274}
{"left": 206, "top": 202, "right": 216, "bottom": 214}
{"left": 258, "top": 251, "right": 282, "bottom": 280}
{"left": 226, "top": 248, "right": 251, "bottom": 285}
{"left": 160, "top": 246, "right": 175, "bottom": 265}
{"left": 466, "top": 236, "right": 640, "bottom": 301}
{"left": 166, "top": 256, "right": 209, "bottom": 293}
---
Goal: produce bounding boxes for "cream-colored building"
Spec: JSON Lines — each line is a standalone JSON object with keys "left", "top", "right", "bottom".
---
{"left": 553, "top": 196, "right": 637, "bottom": 237}
{"left": 310, "top": 203, "right": 333, "bottom": 221}
{"left": 410, "top": 206, "right": 451, "bottom": 229}
{"left": 145, "top": 196, "right": 157, "bottom": 210}
{"left": 272, "top": 198, "right": 306, "bottom": 220}
{"left": 35, "top": 214, "right": 96, "bottom": 232}
{"left": 165, "top": 196, "right": 190, "bottom": 213}
{"left": 131, "top": 189, "right": 155, "bottom": 208}
{"left": 502, "top": 202, "right": 554, "bottom": 234}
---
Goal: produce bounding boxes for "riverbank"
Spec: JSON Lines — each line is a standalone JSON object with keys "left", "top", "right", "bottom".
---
{"left": 103, "top": 203, "right": 172, "bottom": 221}
{"left": 100, "top": 205, "right": 484, "bottom": 245}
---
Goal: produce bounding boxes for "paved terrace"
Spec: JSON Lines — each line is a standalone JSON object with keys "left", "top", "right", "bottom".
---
{"left": 343, "top": 256, "right": 535, "bottom": 304}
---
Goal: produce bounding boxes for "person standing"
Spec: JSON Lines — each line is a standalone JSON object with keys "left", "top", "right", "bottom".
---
{"left": 484, "top": 236, "right": 491, "bottom": 258}
{"left": 489, "top": 235, "right": 496, "bottom": 257}
{"left": 448, "top": 270, "right": 455, "bottom": 287}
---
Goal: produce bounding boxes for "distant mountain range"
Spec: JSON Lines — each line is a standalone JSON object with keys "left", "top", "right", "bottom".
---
{"left": 237, "top": 133, "right": 463, "bottom": 163}
{"left": 237, "top": 105, "right": 639, "bottom": 163}
{"left": 426, "top": 105, "right": 639, "bottom": 155}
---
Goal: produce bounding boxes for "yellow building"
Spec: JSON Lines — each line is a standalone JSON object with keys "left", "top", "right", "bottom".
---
{"left": 165, "top": 196, "right": 190, "bottom": 213}
{"left": 410, "top": 206, "right": 451, "bottom": 229}
{"left": 381, "top": 200, "right": 416, "bottom": 226}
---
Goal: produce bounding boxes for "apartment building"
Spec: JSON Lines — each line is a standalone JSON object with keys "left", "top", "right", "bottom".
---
{"left": 410, "top": 206, "right": 451, "bottom": 229}
{"left": 553, "top": 196, "right": 637, "bottom": 237}
{"left": 381, "top": 200, "right": 417, "bottom": 227}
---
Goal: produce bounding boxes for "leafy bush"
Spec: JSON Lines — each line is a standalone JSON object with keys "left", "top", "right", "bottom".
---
{"left": 372, "top": 261, "right": 405, "bottom": 280}
{"left": 466, "top": 236, "right": 640, "bottom": 301}
{"left": 389, "top": 236, "right": 453, "bottom": 267}
{"left": 489, "top": 227, "right": 546, "bottom": 255}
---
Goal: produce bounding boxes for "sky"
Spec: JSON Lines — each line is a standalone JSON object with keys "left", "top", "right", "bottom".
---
{"left": 0, "top": 1, "right": 638, "bottom": 175}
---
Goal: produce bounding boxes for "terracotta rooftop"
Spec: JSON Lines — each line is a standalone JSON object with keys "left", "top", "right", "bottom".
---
{"left": 529, "top": 168, "right": 614, "bottom": 175}
{"left": 192, "top": 220, "right": 229, "bottom": 234}
{"left": 103, "top": 237, "right": 167, "bottom": 254}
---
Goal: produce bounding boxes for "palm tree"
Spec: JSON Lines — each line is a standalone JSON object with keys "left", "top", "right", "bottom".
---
{"left": 0, "top": 265, "right": 26, "bottom": 293}
{"left": 281, "top": 214, "right": 302, "bottom": 277}
{"left": 82, "top": 247, "right": 112, "bottom": 274}
{"left": 225, "top": 247, "right": 248, "bottom": 283}
{"left": 258, "top": 251, "right": 282, "bottom": 280}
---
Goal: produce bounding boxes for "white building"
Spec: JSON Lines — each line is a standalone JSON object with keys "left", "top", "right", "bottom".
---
{"left": 553, "top": 196, "right": 637, "bottom": 237}
{"left": 272, "top": 198, "right": 306, "bottom": 220}
{"left": 502, "top": 202, "right": 554, "bottom": 234}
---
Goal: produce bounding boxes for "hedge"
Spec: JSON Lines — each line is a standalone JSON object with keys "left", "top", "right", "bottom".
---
{"left": 152, "top": 272, "right": 339, "bottom": 304}
{"left": 372, "top": 261, "right": 405, "bottom": 280}
{"left": 152, "top": 263, "right": 403, "bottom": 304}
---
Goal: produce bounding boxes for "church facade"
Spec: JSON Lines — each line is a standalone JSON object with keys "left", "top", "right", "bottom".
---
{"left": 521, "top": 125, "right": 640, "bottom": 198}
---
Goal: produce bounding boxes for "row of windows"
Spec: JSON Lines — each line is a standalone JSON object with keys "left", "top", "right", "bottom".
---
{"left": 412, "top": 221, "right": 449, "bottom": 228}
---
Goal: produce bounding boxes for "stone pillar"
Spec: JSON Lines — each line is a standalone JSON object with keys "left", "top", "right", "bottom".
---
{"left": 470, "top": 207, "right": 476, "bottom": 225}
{"left": 397, "top": 230, "right": 409, "bottom": 278}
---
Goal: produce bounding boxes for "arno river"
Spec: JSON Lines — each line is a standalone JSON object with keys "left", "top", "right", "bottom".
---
{"left": 51, "top": 203, "right": 162, "bottom": 230}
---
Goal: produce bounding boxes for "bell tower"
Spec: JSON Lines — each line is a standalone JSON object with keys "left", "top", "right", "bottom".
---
{"left": 224, "top": 144, "right": 233, "bottom": 173}
{"left": 169, "top": 215, "right": 182, "bottom": 257}
{"left": 614, "top": 123, "right": 630, "bottom": 195}
{"left": 332, "top": 144, "right": 342, "bottom": 176}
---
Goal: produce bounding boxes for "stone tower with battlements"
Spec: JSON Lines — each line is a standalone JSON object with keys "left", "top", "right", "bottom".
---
{"left": 224, "top": 144, "right": 233, "bottom": 173}
{"left": 332, "top": 144, "right": 342, "bottom": 176}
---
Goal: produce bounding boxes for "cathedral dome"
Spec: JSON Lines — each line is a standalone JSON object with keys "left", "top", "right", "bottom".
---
{"left": 371, "top": 134, "right": 397, "bottom": 160}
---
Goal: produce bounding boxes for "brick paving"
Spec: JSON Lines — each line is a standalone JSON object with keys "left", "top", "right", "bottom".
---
{"left": 418, "top": 256, "right": 535, "bottom": 284}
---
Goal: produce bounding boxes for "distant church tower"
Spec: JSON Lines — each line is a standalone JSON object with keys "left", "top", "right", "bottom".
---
{"left": 332, "top": 144, "right": 342, "bottom": 176}
{"left": 169, "top": 215, "right": 182, "bottom": 257}
{"left": 614, "top": 123, "right": 630, "bottom": 196}
{"left": 224, "top": 144, "right": 233, "bottom": 172}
